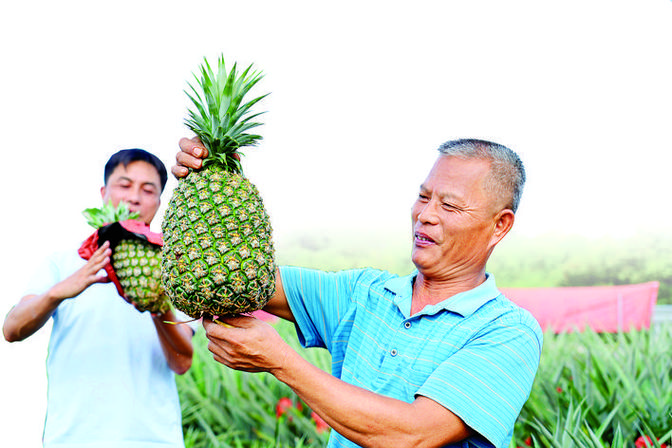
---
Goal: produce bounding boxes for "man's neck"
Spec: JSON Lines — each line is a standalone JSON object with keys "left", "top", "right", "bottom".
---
{"left": 411, "top": 270, "right": 486, "bottom": 315}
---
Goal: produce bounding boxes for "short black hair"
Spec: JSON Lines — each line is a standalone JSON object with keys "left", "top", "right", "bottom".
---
{"left": 104, "top": 148, "right": 168, "bottom": 192}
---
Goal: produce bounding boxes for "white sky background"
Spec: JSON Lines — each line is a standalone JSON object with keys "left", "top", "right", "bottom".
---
{"left": 1, "top": 1, "right": 670, "bottom": 446}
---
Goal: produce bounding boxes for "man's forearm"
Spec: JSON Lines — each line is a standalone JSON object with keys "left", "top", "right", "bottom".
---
{"left": 3, "top": 292, "right": 63, "bottom": 342}
{"left": 152, "top": 310, "right": 194, "bottom": 374}
{"left": 261, "top": 269, "right": 295, "bottom": 323}
{"left": 271, "top": 348, "right": 470, "bottom": 448}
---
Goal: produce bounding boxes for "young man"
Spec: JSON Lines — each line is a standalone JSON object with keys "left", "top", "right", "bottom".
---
{"left": 174, "top": 138, "right": 543, "bottom": 448}
{"left": 4, "top": 149, "right": 194, "bottom": 448}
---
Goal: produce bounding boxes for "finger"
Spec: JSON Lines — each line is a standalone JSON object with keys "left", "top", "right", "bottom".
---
{"left": 211, "top": 352, "right": 233, "bottom": 368}
{"left": 171, "top": 164, "right": 190, "bottom": 179}
{"left": 203, "top": 319, "right": 228, "bottom": 339}
{"left": 95, "top": 275, "right": 112, "bottom": 284}
{"left": 92, "top": 240, "right": 111, "bottom": 256}
{"left": 178, "top": 137, "right": 208, "bottom": 159}
{"left": 90, "top": 241, "right": 111, "bottom": 259}
{"left": 206, "top": 338, "right": 233, "bottom": 364}
{"left": 175, "top": 151, "right": 202, "bottom": 170}
{"left": 90, "top": 246, "right": 111, "bottom": 267}
{"left": 87, "top": 254, "right": 110, "bottom": 273}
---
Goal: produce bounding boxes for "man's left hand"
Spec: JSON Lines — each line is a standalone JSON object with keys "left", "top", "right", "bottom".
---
{"left": 203, "top": 315, "right": 289, "bottom": 373}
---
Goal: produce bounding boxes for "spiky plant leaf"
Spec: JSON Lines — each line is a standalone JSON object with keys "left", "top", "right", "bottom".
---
{"left": 83, "top": 201, "right": 139, "bottom": 228}
{"left": 184, "top": 54, "right": 269, "bottom": 173}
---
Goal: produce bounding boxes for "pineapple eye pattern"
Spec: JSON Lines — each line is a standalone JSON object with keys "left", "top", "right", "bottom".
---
{"left": 112, "top": 238, "right": 171, "bottom": 314}
{"left": 162, "top": 168, "right": 276, "bottom": 318}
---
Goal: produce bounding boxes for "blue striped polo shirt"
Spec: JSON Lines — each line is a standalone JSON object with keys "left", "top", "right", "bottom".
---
{"left": 279, "top": 266, "right": 543, "bottom": 448}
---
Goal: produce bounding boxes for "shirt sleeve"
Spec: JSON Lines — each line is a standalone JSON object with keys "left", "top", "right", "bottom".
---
{"left": 279, "top": 266, "right": 367, "bottom": 350}
{"left": 23, "top": 251, "right": 67, "bottom": 297}
{"left": 416, "top": 309, "right": 543, "bottom": 448}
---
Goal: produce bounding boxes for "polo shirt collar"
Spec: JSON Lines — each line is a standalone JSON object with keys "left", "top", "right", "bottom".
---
{"left": 384, "top": 271, "right": 500, "bottom": 318}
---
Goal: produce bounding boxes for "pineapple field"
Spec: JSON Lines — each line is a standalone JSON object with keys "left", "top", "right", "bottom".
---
{"left": 177, "top": 322, "right": 672, "bottom": 448}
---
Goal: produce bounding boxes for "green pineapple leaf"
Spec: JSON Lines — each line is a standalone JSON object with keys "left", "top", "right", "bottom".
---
{"left": 83, "top": 201, "right": 139, "bottom": 229}
{"left": 184, "top": 54, "right": 269, "bottom": 174}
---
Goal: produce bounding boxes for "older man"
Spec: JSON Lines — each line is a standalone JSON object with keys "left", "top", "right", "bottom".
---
{"left": 173, "top": 138, "right": 542, "bottom": 448}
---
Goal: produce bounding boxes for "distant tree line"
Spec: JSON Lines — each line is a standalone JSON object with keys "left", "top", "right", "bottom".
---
{"left": 488, "top": 230, "right": 672, "bottom": 305}
{"left": 276, "top": 228, "right": 672, "bottom": 305}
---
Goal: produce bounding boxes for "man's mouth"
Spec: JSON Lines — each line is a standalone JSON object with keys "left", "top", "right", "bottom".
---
{"left": 414, "top": 232, "right": 435, "bottom": 245}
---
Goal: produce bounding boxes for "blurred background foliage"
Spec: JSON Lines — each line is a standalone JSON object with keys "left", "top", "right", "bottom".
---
{"left": 275, "top": 229, "right": 672, "bottom": 304}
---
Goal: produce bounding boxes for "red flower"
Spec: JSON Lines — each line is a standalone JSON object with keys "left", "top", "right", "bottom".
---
{"left": 524, "top": 436, "right": 532, "bottom": 446}
{"left": 556, "top": 387, "right": 563, "bottom": 393}
{"left": 275, "top": 397, "right": 293, "bottom": 419}
{"left": 311, "top": 411, "right": 330, "bottom": 433}
{"left": 636, "top": 435, "right": 668, "bottom": 448}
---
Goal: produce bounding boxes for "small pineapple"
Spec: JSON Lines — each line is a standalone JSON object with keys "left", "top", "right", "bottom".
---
{"left": 83, "top": 202, "right": 171, "bottom": 314}
{"left": 161, "top": 55, "right": 276, "bottom": 319}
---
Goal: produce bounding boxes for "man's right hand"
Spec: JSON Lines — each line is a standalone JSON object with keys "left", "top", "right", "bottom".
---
{"left": 172, "top": 137, "right": 209, "bottom": 179}
{"left": 51, "top": 241, "right": 112, "bottom": 301}
{"left": 3, "top": 241, "right": 113, "bottom": 342}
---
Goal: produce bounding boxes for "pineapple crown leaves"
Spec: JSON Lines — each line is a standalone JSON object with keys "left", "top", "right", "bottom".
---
{"left": 184, "top": 55, "right": 269, "bottom": 174}
{"left": 83, "top": 201, "right": 139, "bottom": 229}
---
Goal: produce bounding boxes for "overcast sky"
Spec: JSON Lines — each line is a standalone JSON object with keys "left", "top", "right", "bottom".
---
{"left": 1, "top": 1, "right": 671, "bottom": 445}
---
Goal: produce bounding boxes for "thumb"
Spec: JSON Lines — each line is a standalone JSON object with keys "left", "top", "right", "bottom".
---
{"left": 94, "top": 274, "right": 112, "bottom": 284}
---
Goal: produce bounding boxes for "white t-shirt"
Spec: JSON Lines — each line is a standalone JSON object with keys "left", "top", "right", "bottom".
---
{"left": 26, "top": 249, "right": 192, "bottom": 448}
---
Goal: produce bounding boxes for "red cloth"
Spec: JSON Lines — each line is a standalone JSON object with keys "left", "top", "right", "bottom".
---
{"left": 78, "top": 220, "right": 163, "bottom": 300}
{"left": 502, "top": 281, "right": 659, "bottom": 333}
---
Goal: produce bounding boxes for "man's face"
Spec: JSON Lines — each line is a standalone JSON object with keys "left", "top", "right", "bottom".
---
{"left": 411, "top": 155, "right": 504, "bottom": 280}
{"left": 100, "top": 160, "right": 162, "bottom": 225}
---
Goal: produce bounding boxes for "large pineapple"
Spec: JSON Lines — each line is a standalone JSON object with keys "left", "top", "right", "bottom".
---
{"left": 161, "top": 55, "right": 276, "bottom": 319}
{"left": 82, "top": 201, "right": 171, "bottom": 314}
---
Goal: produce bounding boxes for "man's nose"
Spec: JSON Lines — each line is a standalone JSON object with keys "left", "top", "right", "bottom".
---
{"left": 126, "top": 187, "right": 142, "bottom": 204}
{"left": 416, "top": 200, "right": 440, "bottom": 224}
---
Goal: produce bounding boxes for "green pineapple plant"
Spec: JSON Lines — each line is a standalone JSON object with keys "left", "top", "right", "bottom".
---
{"left": 161, "top": 55, "right": 276, "bottom": 319}
{"left": 83, "top": 201, "right": 171, "bottom": 314}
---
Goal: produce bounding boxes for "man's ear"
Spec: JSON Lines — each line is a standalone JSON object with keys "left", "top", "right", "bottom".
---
{"left": 490, "top": 209, "right": 515, "bottom": 247}
{"left": 100, "top": 185, "right": 107, "bottom": 200}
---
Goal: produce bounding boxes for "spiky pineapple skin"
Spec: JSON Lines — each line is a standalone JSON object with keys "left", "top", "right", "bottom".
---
{"left": 113, "top": 238, "right": 170, "bottom": 314}
{"left": 161, "top": 166, "right": 276, "bottom": 319}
